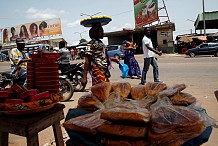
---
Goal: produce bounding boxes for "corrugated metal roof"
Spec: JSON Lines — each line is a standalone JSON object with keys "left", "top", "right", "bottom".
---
{"left": 194, "top": 11, "right": 218, "bottom": 29}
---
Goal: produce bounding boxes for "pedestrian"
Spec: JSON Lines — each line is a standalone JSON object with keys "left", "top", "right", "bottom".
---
{"left": 80, "top": 16, "right": 119, "bottom": 87}
{"left": 0, "top": 45, "right": 3, "bottom": 62}
{"left": 65, "top": 15, "right": 119, "bottom": 146}
{"left": 9, "top": 38, "right": 31, "bottom": 86}
{"left": 122, "top": 32, "right": 141, "bottom": 79}
{"left": 140, "top": 27, "right": 162, "bottom": 85}
{"left": 58, "top": 41, "right": 71, "bottom": 72}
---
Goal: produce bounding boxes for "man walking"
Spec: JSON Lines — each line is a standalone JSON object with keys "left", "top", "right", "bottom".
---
{"left": 140, "top": 27, "right": 162, "bottom": 85}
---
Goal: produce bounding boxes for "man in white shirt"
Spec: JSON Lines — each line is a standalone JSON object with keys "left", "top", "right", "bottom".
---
{"left": 140, "top": 27, "right": 162, "bottom": 85}
{"left": 58, "top": 41, "right": 70, "bottom": 72}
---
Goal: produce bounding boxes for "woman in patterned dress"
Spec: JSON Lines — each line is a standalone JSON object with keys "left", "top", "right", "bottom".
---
{"left": 80, "top": 22, "right": 119, "bottom": 87}
{"left": 122, "top": 32, "right": 141, "bottom": 79}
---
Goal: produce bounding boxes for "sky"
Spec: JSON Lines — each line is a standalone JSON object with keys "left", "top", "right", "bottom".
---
{"left": 0, "top": 0, "right": 218, "bottom": 46}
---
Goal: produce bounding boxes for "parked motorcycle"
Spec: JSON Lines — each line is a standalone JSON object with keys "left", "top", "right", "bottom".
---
{"left": 0, "top": 71, "right": 74, "bottom": 102}
{"left": 58, "top": 62, "right": 85, "bottom": 92}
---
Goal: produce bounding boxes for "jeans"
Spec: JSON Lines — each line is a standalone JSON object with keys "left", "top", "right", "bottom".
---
{"left": 141, "top": 57, "right": 159, "bottom": 84}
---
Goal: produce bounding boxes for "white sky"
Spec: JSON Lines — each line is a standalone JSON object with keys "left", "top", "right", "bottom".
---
{"left": 0, "top": 0, "right": 218, "bottom": 46}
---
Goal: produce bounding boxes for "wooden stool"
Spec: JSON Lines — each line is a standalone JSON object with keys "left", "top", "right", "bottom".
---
{"left": 0, "top": 103, "right": 65, "bottom": 146}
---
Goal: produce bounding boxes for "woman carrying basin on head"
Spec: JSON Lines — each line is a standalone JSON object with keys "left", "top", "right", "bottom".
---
{"left": 122, "top": 31, "right": 141, "bottom": 79}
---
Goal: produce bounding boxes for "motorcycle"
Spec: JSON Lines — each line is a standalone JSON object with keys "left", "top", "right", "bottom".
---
{"left": 58, "top": 62, "right": 85, "bottom": 92}
{"left": 0, "top": 71, "right": 74, "bottom": 102}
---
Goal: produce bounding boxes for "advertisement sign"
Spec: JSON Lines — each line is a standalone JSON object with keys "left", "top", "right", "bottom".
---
{"left": 2, "top": 18, "right": 62, "bottom": 44}
{"left": 134, "top": 0, "right": 159, "bottom": 28}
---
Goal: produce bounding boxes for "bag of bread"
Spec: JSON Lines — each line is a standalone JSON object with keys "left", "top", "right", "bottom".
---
{"left": 145, "top": 82, "right": 167, "bottom": 97}
{"left": 169, "top": 92, "right": 197, "bottom": 106}
{"left": 148, "top": 97, "right": 206, "bottom": 146}
{"left": 63, "top": 111, "right": 106, "bottom": 135}
{"left": 91, "top": 82, "right": 111, "bottom": 102}
{"left": 111, "top": 82, "right": 131, "bottom": 98}
{"left": 77, "top": 94, "right": 105, "bottom": 111}
{"left": 130, "top": 85, "right": 147, "bottom": 100}
{"left": 104, "top": 139, "right": 148, "bottom": 146}
{"left": 100, "top": 107, "right": 151, "bottom": 123}
{"left": 97, "top": 121, "right": 147, "bottom": 138}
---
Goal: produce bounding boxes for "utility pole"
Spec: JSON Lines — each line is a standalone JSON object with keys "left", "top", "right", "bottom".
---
{"left": 202, "top": 0, "right": 206, "bottom": 36}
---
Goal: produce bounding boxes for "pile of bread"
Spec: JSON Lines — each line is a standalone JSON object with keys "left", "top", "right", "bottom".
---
{"left": 63, "top": 81, "right": 207, "bottom": 146}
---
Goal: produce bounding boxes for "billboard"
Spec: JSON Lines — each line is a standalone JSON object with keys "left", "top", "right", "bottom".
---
{"left": 1, "top": 18, "right": 62, "bottom": 44}
{"left": 134, "top": 0, "right": 159, "bottom": 28}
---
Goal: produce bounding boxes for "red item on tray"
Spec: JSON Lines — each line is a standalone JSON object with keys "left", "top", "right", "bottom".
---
{"left": 35, "top": 72, "right": 59, "bottom": 77}
{"left": 4, "top": 99, "right": 24, "bottom": 104}
{"left": 35, "top": 80, "right": 59, "bottom": 85}
{"left": 40, "top": 53, "right": 60, "bottom": 58}
{"left": 32, "top": 58, "right": 57, "bottom": 63}
{"left": 35, "top": 67, "right": 59, "bottom": 72}
{"left": 18, "top": 89, "right": 38, "bottom": 99}
{"left": 12, "top": 84, "right": 27, "bottom": 94}
{"left": 30, "top": 54, "right": 40, "bottom": 58}
{"left": 0, "top": 91, "right": 14, "bottom": 99}
{"left": 35, "top": 63, "right": 58, "bottom": 68}
{"left": 29, "top": 91, "right": 50, "bottom": 101}
{"left": 35, "top": 76, "right": 59, "bottom": 81}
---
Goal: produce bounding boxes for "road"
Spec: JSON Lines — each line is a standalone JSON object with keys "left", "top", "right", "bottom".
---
{"left": 0, "top": 54, "right": 218, "bottom": 146}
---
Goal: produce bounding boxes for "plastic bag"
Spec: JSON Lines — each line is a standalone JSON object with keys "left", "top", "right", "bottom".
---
{"left": 119, "top": 62, "right": 129, "bottom": 78}
{"left": 149, "top": 97, "right": 206, "bottom": 146}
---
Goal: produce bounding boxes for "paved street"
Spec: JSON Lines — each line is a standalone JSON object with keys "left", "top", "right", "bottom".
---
{"left": 0, "top": 54, "right": 218, "bottom": 146}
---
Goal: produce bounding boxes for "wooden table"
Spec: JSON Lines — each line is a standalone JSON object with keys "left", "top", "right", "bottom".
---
{"left": 0, "top": 103, "right": 65, "bottom": 146}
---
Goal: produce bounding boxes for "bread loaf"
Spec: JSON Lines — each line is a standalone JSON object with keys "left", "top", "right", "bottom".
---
{"left": 130, "top": 85, "right": 147, "bottom": 100}
{"left": 91, "top": 82, "right": 111, "bottom": 102}
{"left": 77, "top": 94, "right": 104, "bottom": 111}
{"left": 104, "top": 139, "right": 147, "bottom": 146}
{"left": 63, "top": 111, "right": 106, "bottom": 135}
{"left": 148, "top": 106, "right": 206, "bottom": 146}
{"left": 111, "top": 82, "right": 131, "bottom": 98}
{"left": 172, "top": 84, "right": 187, "bottom": 92}
{"left": 100, "top": 107, "right": 150, "bottom": 123}
{"left": 170, "top": 92, "right": 196, "bottom": 106}
{"left": 97, "top": 122, "right": 147, "bottom": 138}
{"left": 145, "top": 82, "right": 167, "bottom": 97}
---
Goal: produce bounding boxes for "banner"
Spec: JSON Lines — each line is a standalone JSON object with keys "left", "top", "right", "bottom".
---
{"left": 134, "top": 0, "right": 159, "bottom": 28}
{"left": 2, "top": 18, "right": 62, "bottom": 45}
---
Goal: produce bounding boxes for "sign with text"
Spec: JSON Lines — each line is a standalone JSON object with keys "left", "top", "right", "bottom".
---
{"left": 134, "top": 0, "right": 159, "bottom": 28}
{"left": 2, "top": 18, "right": 62, "bottom": 45}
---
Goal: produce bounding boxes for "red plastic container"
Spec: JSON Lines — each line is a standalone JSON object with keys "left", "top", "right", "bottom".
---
{"left": 40, "top": 53, "right": 60, "bottom": 58}
{"left": 35, "top": 63, "right": 58, "bottom": 69}
{"left": 30, "top": 54, "right": 40, "bottom": 58}
{"left": 4, "top": 99, "right": 24, "bottom": 104}
{"left": 12, "top": 84, "right": 27, "bottom": 94}
{"left": 18, "top": 89, "right": 38, "bottom": 99}
{"left": 29, "top": 91, "right": 50, "bottom": 101}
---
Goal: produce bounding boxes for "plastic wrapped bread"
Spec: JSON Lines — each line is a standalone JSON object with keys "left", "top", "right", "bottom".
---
{"left": 63, "top": 111, "right": 106, "bottom": 135}
{"left": 97, "top": 122, "right": 147, "bottom": 138}
{"left": 111, "top": 82, "right": 131, "bottom": 98}
{"left": 91, "top": 82, "right": 111, "bottom": 102}
{"left": 100, "top": 107, "right": 150, "bottom": 123}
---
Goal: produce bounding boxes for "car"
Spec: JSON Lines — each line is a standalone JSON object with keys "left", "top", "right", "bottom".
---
{"left": 106, "top": 45, "right": 125, "bottom": 59}
{"left": 186, "top": 43, "right": 218, "bottom": 57}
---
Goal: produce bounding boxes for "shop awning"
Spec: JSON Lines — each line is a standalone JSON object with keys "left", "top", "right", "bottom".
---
{"left": 194, "top": 11, "right": 218, "bottom": 30}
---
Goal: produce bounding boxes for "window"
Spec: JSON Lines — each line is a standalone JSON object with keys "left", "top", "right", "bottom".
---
{"left": 163, "top": 40, "right": 167, "bottom": 44}
{"left": 107, "top": 46, "right": 118, "bottom": 51}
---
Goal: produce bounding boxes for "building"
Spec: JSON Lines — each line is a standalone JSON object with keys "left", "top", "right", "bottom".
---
{"left": 104, "top": 22, "right": 175, "bottom": 54}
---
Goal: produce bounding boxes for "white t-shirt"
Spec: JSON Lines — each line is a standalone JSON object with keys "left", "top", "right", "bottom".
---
{"left": 59, "top": 47, "right": 70, "bottom": 64}
{"left": 142, "top": 35, "right": 155, "bottom": 58}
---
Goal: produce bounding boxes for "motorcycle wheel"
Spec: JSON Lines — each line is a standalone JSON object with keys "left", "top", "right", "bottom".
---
{"left": 59, "top": 79, "right": 74, "bottom": 101}
{"left": 71, "top": 72, "right": 85, "bottom": 91}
